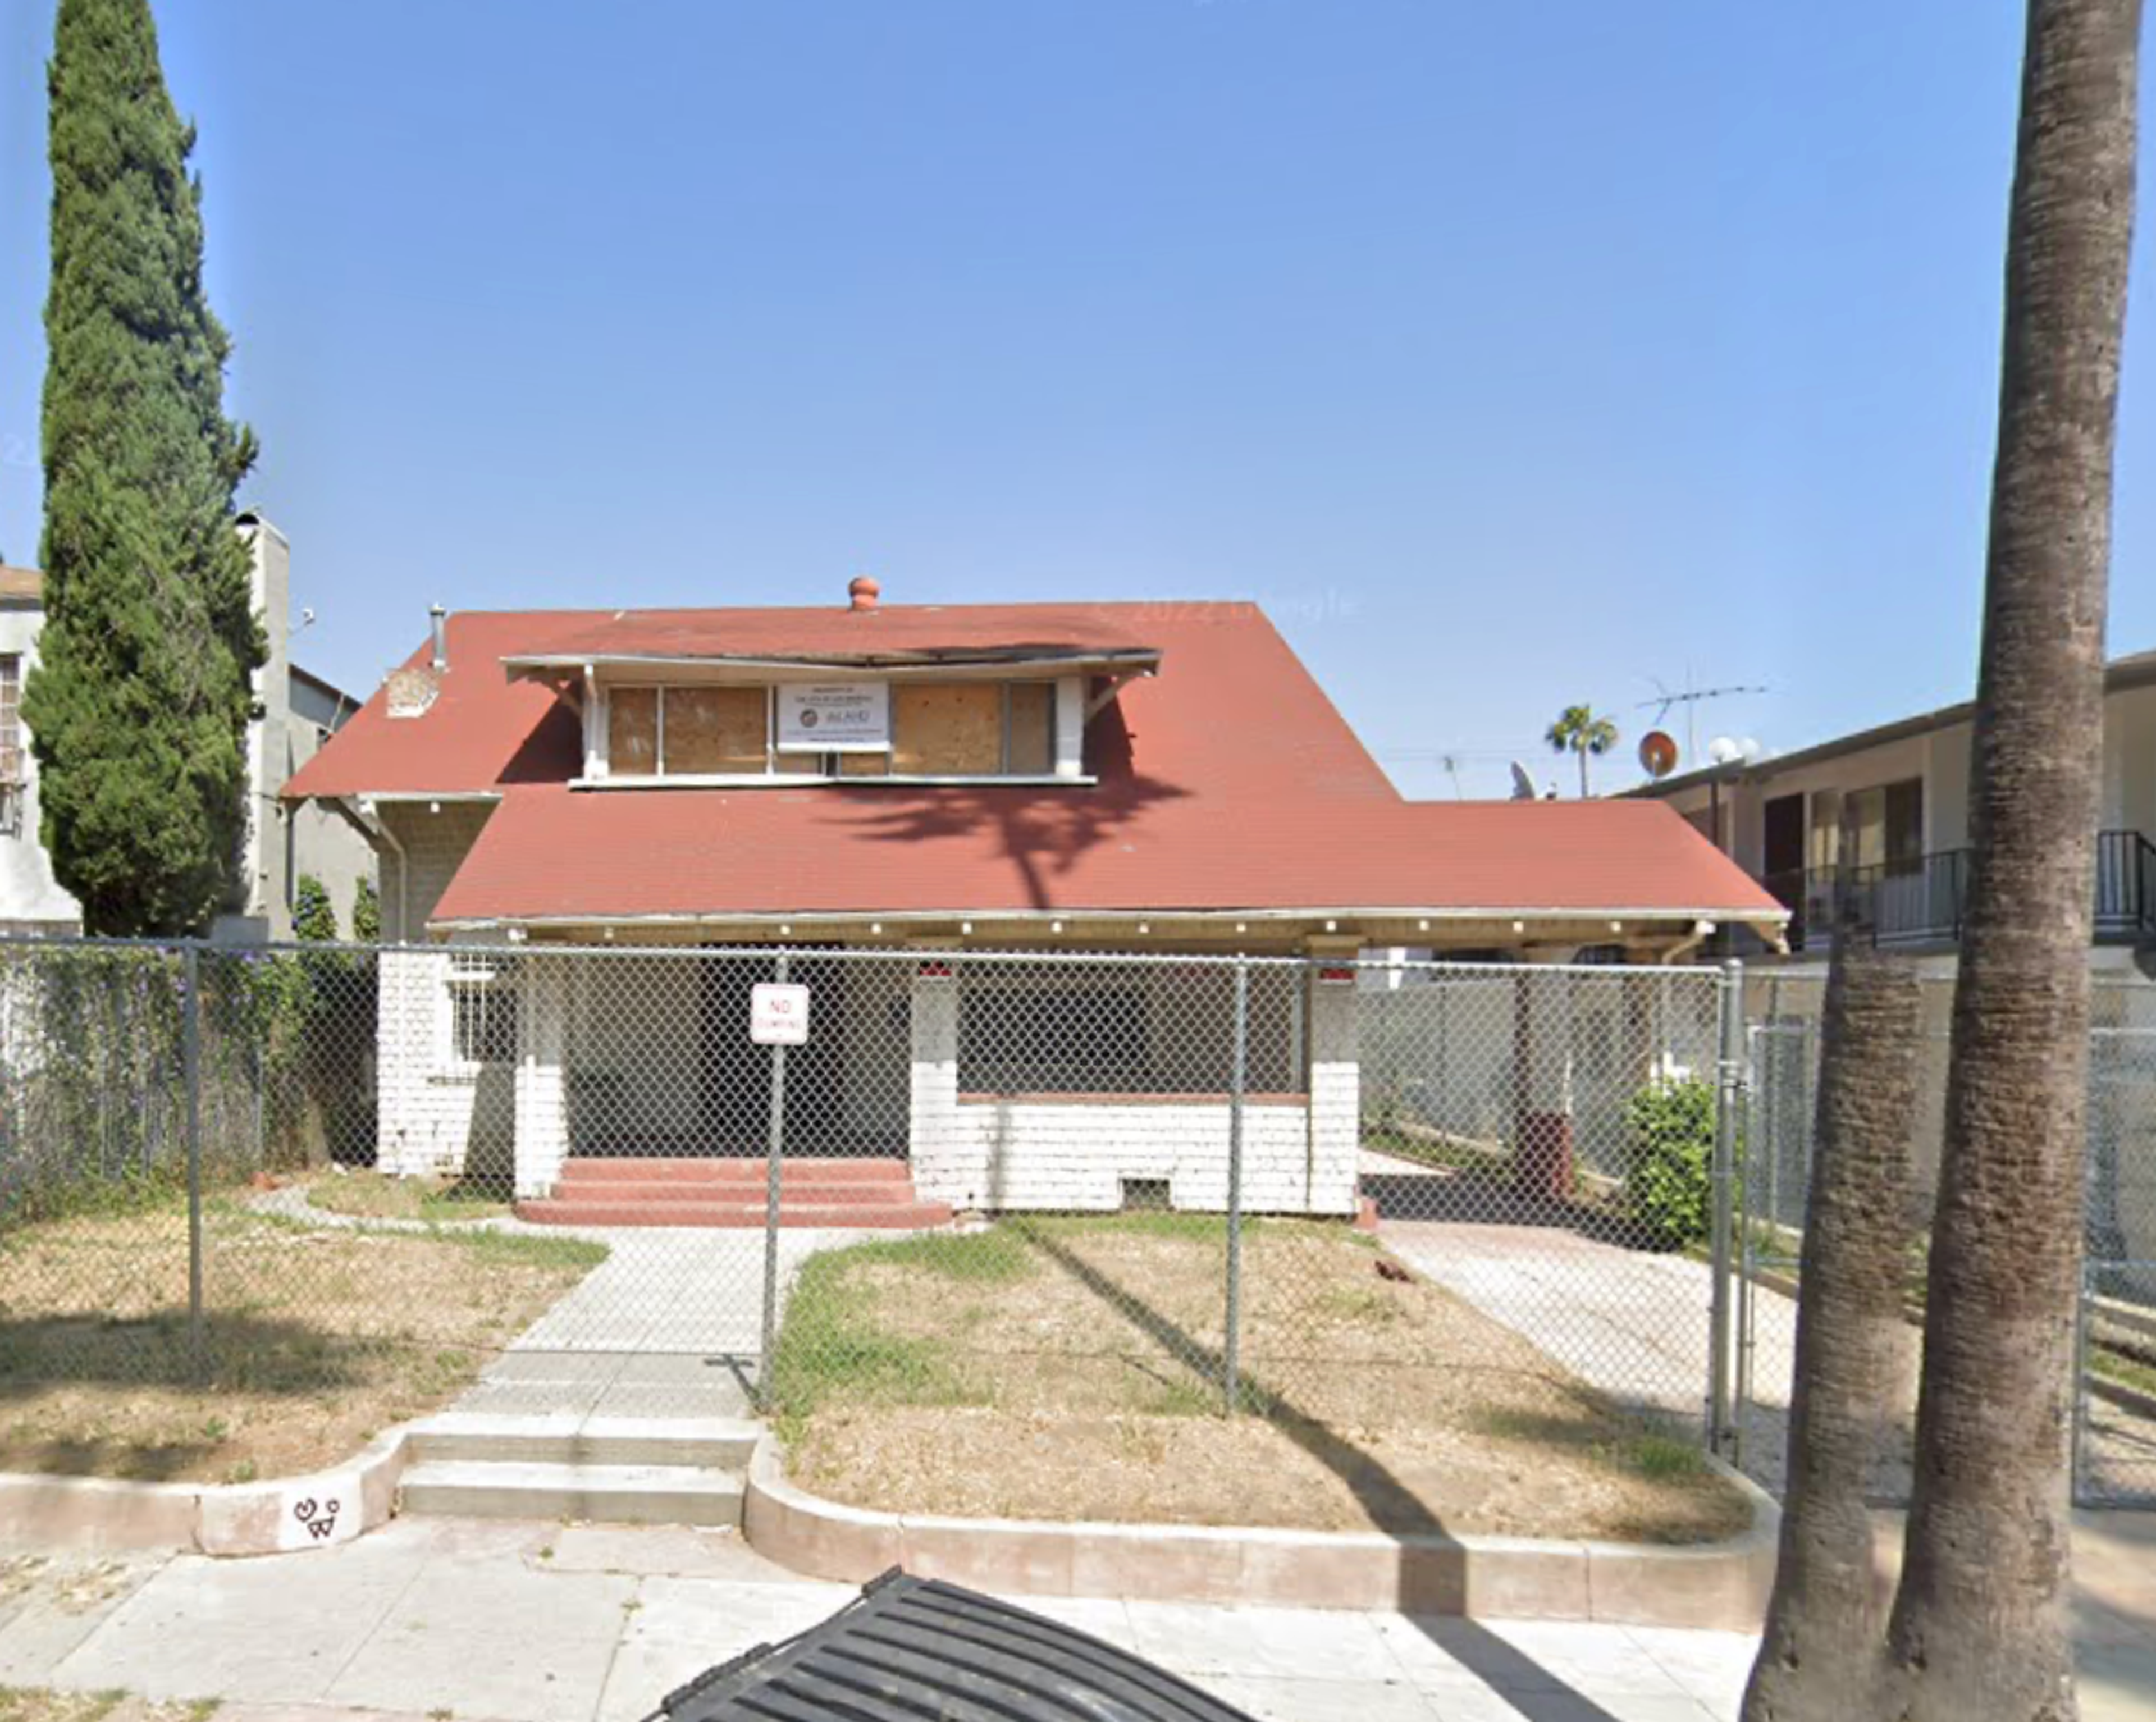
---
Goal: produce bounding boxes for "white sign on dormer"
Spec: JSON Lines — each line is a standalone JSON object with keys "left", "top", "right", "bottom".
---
{"left": 776, "top": 682, "right": 890, "bottom": 752}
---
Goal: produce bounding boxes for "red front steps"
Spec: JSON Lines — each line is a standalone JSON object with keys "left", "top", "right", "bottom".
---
{"left": 515, "top": 1157, "right": 951, "bottom": 1230}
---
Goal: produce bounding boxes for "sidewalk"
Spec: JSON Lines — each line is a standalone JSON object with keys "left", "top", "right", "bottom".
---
{"left": 4, "top": 1514, "right": 2153, "bottom": 1722}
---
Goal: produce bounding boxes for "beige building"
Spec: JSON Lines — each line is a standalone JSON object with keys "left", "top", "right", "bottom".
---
{"left": 1630, "top": 649, "right": 2156, "bottom": 972}
{"left": 0, "top": 519, "right": 375, "bottom": 941}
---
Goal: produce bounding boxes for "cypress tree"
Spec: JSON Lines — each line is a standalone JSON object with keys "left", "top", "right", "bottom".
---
{"left": 26, "top": 0, "right": 263, "bottom": 935}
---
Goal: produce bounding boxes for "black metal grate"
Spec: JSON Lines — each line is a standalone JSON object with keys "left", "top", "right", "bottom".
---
{"left": 648, "top": 1570, "right": 1257, "bottom": 1722}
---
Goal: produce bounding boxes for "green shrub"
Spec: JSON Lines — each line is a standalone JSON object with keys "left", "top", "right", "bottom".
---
{"left": 1624, "top": 1076, "right": 1717, "bottom": 1249}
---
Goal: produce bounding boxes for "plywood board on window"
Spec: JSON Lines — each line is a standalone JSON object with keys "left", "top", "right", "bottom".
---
{"left": 609, "top": 687, "right": 659, "bottom": 777}
{"left": 894, "top": 683, "right": 1002, "bottom": 774}
{"left": 665, "top": 686, "right": 766, "bottom": 773}
{"left": 1007, "top": 682, "right": 1054, "bottom": 775}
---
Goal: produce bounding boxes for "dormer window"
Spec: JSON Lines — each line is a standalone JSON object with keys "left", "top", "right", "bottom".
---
{"left": 597, "top": 678, "right": 1064, "bottom": 783}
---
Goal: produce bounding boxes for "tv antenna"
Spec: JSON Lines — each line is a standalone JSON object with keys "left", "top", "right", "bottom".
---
{"left": 1637, "top": 671, "right": 1769, "bottom": 765}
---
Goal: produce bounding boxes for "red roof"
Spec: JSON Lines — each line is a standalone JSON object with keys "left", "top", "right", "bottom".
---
{"left": 287, "top": 600, "right": 1783, "bottom": 928}
{"left": 497, "top": 601, "right": 1160, "bottom": 665}
{"left": 431, "top": 792, "right": 1783, "bottom": 924}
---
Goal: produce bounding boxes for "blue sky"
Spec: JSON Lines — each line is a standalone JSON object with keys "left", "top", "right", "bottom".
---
{"left": 0, "top": 0, "right": 2141, "bottom": 798}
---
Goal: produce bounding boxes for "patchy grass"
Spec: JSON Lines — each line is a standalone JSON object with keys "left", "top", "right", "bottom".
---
{"left": 305, "top": 1171, "right": 512, "bottom": 1224}
{"left": 2093, "top": 1345, "right": 2156, "bottom": 1400}
{"left": 0, "top": 1695, "right": 217, "bottom": 1722}
{"left": 0, "top": 1194, "right": 604, "bottom": 1483}
{"left": 1360, "top": 1126, "right": 1508, "bottom": 1175}
{"left": 771, "top": 1216, "right": 1751, "bottom": 1544}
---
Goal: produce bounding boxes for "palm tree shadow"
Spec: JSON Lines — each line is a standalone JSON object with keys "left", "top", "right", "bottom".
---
{"left": 830, "top": 706, "right": 1190, "bottom": 911}
{"left": 1013, "top": 1225, "right": 1633, "bottom": 1719}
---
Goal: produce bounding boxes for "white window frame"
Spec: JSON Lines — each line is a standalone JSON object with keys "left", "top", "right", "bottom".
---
{"left": 590, "top": 677, "right": 1077, "bottom": 787}
{"left": 443, "top": 949, "right": 519, "bottom": 1074}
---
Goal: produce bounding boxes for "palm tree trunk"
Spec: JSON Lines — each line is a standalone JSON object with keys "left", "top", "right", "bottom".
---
{"left": 1577, "top": 746, "right": 1589, "bottom": 800}
{"left": 1742, "top": 938, "right": 1921, "bottom": 1722}
{"left": 1886, "top": 2, "right": 2139, "bottom": 1716}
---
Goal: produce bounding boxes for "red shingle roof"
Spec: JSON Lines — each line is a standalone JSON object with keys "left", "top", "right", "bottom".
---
{"left": 286, "top": 600, "right": 1783, "bottom": 929}
{"left": 430, "top": 790, "right": 1783, "bottom": 925}
{"left": 497, "top": 601, "right": 1161, "bottom": 665}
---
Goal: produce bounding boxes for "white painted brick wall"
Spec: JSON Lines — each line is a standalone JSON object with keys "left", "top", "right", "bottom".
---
{"left": 372, "top": 804, "right": 505, "bottom": 1179}
{"left": 514, "top": 955, "right": 572, "bottom": 1197}
{"left": 377, "top": 948, "right": 470, "bottom": 1176}
{"left": 915, "top": 1098, "right": 1336, "bottom": 1213}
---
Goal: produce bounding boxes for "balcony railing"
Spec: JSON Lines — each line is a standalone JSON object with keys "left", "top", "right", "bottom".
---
{"left": 1763, "top": 829, "right": 2156, "bottom": 954}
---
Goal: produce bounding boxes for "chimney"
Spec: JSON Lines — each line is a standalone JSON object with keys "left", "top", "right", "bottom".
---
{"left": 848, "top": 575, "right": 881, "bottom": 613}
{"left": 429, "top": 604, "right": 449, "bottom": 669}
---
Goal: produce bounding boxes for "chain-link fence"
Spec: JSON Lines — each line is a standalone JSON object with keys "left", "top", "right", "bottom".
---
{"left": 1736, "top": 970, "right": 2156, "bottom": 1508}
{"left": 2, "top": 935, "right": 1758, "bottom": 1519}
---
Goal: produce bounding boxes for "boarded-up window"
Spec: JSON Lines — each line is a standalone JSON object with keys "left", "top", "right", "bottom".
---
{"left": 664, "top": 686, "right": 766, "bottom": 774}
{"left": 1007, "top": 682, "right": 1054, "bottom": 774}
{"left": 775, "top": 750, "right": 888, "bottom": 776}
{"left": 893, "top": 683, "right": 1002, "bottom": 774}
{"left": 609, "top": 687, "right": 659, "bottom": 777}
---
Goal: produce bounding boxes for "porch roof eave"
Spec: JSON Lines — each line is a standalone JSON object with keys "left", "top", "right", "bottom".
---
{"left": 423, "top": 902, "right": 1788, "bottom": 955}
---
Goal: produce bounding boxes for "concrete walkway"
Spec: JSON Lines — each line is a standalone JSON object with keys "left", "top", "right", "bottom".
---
{"left": 249, "top": 1189, "right": 921, "bottom": 1422}
{"left": 4, "top": 1513, "right": 2152, "bottom": 1722}
{"left": 1380, "top": 1213, "right": 2156, "bottom": 1505}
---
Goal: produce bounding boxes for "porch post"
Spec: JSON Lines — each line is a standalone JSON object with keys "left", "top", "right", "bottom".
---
{"left": 1304, "top": 939, "right": 1361, "bottom": 1216}
{"left": 907, "top": 951, "right": 963, "bottom": 1204}
{"left": 376, "top": 947, "right": 447, "bottom": 1177}
{"left": 514, "top": 952, "right": 572, "bottom": 1199}
{"left": 1511, "top": 945, "right": 1580, "bottom": 1201}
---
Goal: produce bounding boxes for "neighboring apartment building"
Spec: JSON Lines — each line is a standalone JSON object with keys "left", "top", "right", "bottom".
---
{"left": 1629, "top": 648, "right": 2156, "bottom": 972}
{"left": 0, "top": 519, "right": 374, "bottom": 940}
{"left": 284, "top": 581, "right": 1785, "bottom": 1212}
{"left": 0, "top": 565, "right": 76, "bottom": 934}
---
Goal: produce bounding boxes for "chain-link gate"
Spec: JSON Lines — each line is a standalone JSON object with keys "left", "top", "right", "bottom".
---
{"left": 1733, "top": 972, "right": 2156, "bottom": 1508}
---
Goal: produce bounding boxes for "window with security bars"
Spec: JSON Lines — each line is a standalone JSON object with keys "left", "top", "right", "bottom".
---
{"left": 0, "top": 654, "right": 20, "bottom": 780}
{"left": 447, "top": 951, "right": 518, "bottom": 1066}
{"left": 0, "top": 655, "right": 20, "bottom": 837}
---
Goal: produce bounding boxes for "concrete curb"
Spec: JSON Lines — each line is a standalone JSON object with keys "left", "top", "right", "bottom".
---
{"left": 0, "top": 1425, "right": 412, "bottom": 1559}
{"left": 742, "top": 1438, "right": 1782, "bottom": 1629}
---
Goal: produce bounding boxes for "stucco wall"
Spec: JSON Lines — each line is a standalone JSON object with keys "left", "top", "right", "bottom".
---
{"left": 0, "top": 600, "right": 81, "bottom": 931}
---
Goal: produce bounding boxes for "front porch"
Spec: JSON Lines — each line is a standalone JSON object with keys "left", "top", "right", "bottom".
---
{"left": 372, "top": 944, "right": 1366, "bottom": 1222}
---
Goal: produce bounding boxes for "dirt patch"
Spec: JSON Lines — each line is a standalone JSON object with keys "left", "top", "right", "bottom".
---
{"left": 773, "top": 1217, "right": 1751, "bottom": 1544}
{"left": 305, "top": 1170, "right": 510, "bottom": 1223}
{"left": 0, "top": 1195, "right": 602, "bottom": 1484}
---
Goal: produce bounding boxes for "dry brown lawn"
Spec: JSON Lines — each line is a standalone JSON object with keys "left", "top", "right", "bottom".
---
{"left": 773, "top": 1216, "right": 1752, "bottom": 1545}
{"left": 0, "top": 1197, "right": 602, "bottom": 1485}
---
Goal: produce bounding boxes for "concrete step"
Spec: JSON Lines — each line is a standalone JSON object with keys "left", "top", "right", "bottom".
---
{"left": 406, "top": 1413, "right": 760, "bottom": 1469}
{"left": 558, "top": 1157, "right": 911, "bottom": 1185}
{"left": 397, "top": 1459, "right": 744, "bottom": 1526}
{"left": 515, "top": 1198, "right": 953, "bottom": 1230}
{"left": 547, "top": 1177, "right": 921, "bottom": 1206}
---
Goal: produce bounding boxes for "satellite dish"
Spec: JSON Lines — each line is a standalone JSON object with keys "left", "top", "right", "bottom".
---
{"left": 1638, "top": 730, "right": 1679, "bottom": 779}
{"left": 1509, "top": 761, "right": 1538, "bottom": 801}
{"left": 1707, "top": 736, "right": 1743, "bottom": 765}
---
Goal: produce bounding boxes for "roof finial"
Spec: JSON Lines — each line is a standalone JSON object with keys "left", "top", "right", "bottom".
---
{"left": 848, "top": 574, "right": 881, "bottom": 613}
